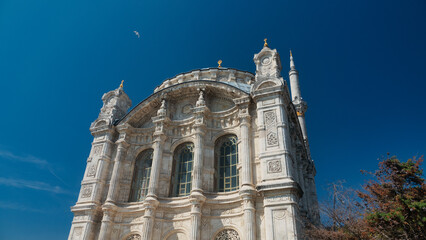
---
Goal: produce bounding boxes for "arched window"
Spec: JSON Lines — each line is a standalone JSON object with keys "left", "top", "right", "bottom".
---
{"left": 215, "top": 135, "right": 239, "bottom": 192}
{"left": 129, "top": 149, "right": 153, "bottom": 202}
{"left": 171, "top": 143, "right": 194, "bottom": 197}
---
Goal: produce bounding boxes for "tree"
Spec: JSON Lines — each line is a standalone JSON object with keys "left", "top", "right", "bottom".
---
{"left": 304, "top": 155, "right": 426, "bottom": 240}
{"left": 304, "top": 182, "right": 370, "bottom": 240}
{"left": 358, "top": 155, "right": 426, "bottom": 240}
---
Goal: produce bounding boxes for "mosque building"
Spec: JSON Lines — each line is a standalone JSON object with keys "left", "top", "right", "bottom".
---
{"left": 68, "top": 40, "right": 320, "bottom": 240}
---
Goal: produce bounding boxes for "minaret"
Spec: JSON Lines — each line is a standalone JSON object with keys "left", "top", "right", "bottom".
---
{"left": 288, "top": 51, "right": 310, "bottom": 155}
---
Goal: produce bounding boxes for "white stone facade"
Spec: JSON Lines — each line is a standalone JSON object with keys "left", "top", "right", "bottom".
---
{"left": 69, "top": 44, "right": 320, "bottom": 240}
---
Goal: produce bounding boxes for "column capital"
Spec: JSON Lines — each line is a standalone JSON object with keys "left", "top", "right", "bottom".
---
{"left": 115, "top": 140, "right": 130, "bottom": 150}
{"left": 193, "top": 124, "right": 206, "bottom": 135}
{"left": 143, "top": 196, "right": 160, "bottom": 209}
{"left": 101, "top": 209, "right": 116, "bottom": 223}
{"left": 152, "top": 132, "right": 167, "bottom": 143}
{"left": 239, "top": 113, "right": 251, "bottom": 126}
{"left": 239, "top": 186, "right": 257, "bottom": 198}
{"left": 189, "top": 193, "right": 206, "bottom": 205}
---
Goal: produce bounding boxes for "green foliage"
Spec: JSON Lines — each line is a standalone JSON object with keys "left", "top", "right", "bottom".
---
{"left": 305, "top": 155, "right": 425, "bottom": 240}
{"left": 358, "top": 155, "right": 426, "bottom": 240}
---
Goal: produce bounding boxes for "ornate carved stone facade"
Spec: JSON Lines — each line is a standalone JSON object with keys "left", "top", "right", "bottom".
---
{"left": 68, "top": 42, "right": 320, "bottom": 240}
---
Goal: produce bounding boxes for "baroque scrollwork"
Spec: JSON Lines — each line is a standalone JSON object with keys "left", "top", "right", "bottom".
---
{"left": 215, "top": 229, "right": 240, "bottom": 240}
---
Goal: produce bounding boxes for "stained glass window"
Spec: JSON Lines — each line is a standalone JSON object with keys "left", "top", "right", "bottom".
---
{"left": 129, "top": 149, "right": 153, "bottom": 202}
{"left": 216, "top": 135, "right": 239, "bottom": 192}
{"left": 172, "top": 143, "right": 194, "bottom": 197}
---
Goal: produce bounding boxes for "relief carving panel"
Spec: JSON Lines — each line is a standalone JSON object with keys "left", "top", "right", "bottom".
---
{"left": 264, "top": 110, "right": 279, "bottom": 147}
{"left": 267, "top": 159, "right": 282, "bottom": 173}
{"left": 81, "top": 184, "right": 93, "bottom": 198}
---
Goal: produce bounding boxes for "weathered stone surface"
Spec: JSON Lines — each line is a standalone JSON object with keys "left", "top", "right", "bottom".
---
{"left": 68, "top": 45, "right": 319, "bottom": 240}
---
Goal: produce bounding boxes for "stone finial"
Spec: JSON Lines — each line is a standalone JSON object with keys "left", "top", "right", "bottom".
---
{"left": 196, "top": 90, "right": 206, "bottom": 107}
{"left": 157, "top": 99, "right": 167, "bottom": 117}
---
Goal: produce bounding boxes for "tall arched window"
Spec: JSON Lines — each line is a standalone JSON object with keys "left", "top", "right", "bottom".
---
{"left": 129, "top": 149, "right": 153, "bottom": 202}
{"left": 171, "top": 143, "right": 194, "bottom": 197}
{"left": 215, "top": 135, "right": 239, "bottom": 192}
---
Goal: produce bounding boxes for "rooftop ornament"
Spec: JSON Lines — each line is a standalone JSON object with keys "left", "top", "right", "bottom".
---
{"left": 218, "top": 59, "right": 222, "bottom": 68}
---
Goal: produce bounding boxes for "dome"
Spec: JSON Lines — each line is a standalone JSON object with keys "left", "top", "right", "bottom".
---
{"left": 154, "top": 68, "right": 254, "bottom": 94}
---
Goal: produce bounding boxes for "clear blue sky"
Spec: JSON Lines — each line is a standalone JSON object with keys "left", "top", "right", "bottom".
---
{"left": 1, "top": 0, "right": 425, "bottom": 239}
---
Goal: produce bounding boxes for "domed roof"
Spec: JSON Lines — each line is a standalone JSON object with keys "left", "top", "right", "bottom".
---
{"left": 154, "top": 67, "right": 254, "bottom": 94}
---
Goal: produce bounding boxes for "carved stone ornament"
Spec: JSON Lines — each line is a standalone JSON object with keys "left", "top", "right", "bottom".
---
{"left": 81, "top": 185, "right": 93, "bottom": 198}
{"left": 86, "top": 163, "right": 97, "bottom": 177}
{"left": 264, "top": 111, "right": 277, "bottom": 126}
{"left": 215, "top": 229, "right": 240, "bottom": 240}
{"left": 267, "top": 132, "right": 278, "bottom": 146}
{"left": 126, "top": 234, "right": 141, "bottom": 240}
{"left": 264, "top": 110, "right": 279, "bottom": 146}
{"left": 92, "top": 145, "right": 103, "bottom": 156}
{"left": 267, "top": 159, "right": 282, "bottom": 173}
{"left": 273, "top": 209, "right": 287, "bottom": 220}
{"left": 182, "top": 104, "right": 193, "bottom": 114}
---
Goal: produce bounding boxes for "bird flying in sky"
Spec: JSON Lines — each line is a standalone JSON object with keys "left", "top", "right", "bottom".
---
{"left": 133, "top": 30, "right": 140, "bottom": 38}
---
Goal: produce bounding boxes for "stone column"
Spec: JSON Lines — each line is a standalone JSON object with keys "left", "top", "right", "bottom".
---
{"left": 243, "top": 195, "right": 256, "bottom": 240}
{"left": 106, "top": 142, "right": 128, "bottom": 203}
{"left": 192, "top": 126, "right": 204, "bottom": 193}
{"left": 189, "top": 90, "right": 207, "bottom": 240}
{"left": 147, "top": 134, "right": 165, "bottom": 198}
{"left": 98, "top": 140, "right": 128, "bottom": 240}
{"left": 240, "top": 115, "right": 253, "bottom": 188}
{"left": 142, "top": 99, "right": 168, "bottom": 240}
{"left": 140, "top": 134, "right": 165, "bottom": 240}
{"left": 190, "top": 199, "right": 203, "bottom": 240}
{"left": 141, "top": 204, "right": 157, "bottom": 240}
{"left": 98, "top": 210, "right": 115, "bottom": 240}
{"left": 236, "top": 99, "right": 257, "bottom": 240}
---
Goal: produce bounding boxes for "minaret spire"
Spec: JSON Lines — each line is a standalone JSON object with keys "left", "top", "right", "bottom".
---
{"left": 290, "top": 50, "right": 296, "bottom": 70}
{"left": 289, "top": 50, "right": 302, "bottom": 102}
{"left": 288, "top": 50, "right": 310, "bottom": 156}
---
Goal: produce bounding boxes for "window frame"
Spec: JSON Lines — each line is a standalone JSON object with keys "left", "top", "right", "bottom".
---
{"left": 128, "top": 149, "right": 153, "bottom": 202}
{"left": 171, "top": 142, "right": 194, "bottom": 197}
{"left": 215, "top": 135, "right": 239, "bottom": 192}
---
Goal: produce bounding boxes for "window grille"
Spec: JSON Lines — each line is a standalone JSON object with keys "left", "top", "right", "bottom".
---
{"left": 129, "top": 149, "right": 153, "bottom": 202}
{"left": 216, "top": 135, "right": 239, "bottom": 192}
{"left": 172, "top": 143, "right": 194, "bottom": 197}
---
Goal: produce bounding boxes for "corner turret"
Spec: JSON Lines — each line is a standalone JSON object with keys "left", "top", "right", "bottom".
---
{"left": 90, "top": 81, "right": 132, "bottom": 130}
